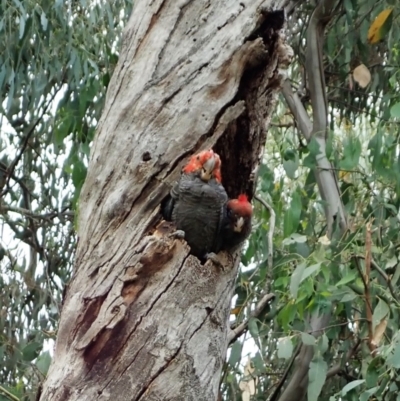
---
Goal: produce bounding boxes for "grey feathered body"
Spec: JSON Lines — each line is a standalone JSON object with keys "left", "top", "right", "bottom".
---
{"left": 165, "top": 173, "right": 228, "bottom": 259}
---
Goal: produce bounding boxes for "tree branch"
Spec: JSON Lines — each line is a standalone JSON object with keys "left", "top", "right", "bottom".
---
{"left": 355, "top": 254, "right": 399, "bottom": 303}
{"left": 363, "top": 221, "right": 376, "bottom": 354}
{"left": 0, "top": 385, "right": 20, "bottom": 401}
{"left": 281, "top": 81, "right": 312, "bottom": 141}
{"left": 1, "top": 85, "right": 63, "bottom": 197}
{"left": 228, "top": 292, "right": 275, "bottom": 345}
{"left": 278, "top": 2, "right": 347, "bottom": 400}
{"left": 326, "top": 338, "right": 361, "bottom": 379}
{"left": 282, "top": 5, "right": 348, "bottom": 236}
{"left": 269, "top": 343, "right": 301, "bottom": 401}
{"left": 1, "top": 205, "right": 74, "bottom": 221}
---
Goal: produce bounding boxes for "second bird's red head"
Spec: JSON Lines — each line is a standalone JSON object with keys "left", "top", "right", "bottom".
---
{"left": 227, "top": 194, "right": 253, "bottom": 217}
{"left": 227, "top": 194, "right": 253, "bottom": 233}
{"left": 183, "top": 149, "right": 222, "bottom": 182}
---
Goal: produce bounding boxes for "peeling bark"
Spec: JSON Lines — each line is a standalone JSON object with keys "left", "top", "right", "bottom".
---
{"left": 40, "top": 1, "right": 291, "bottom": 400}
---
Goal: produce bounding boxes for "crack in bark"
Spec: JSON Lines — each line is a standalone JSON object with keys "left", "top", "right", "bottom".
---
{"left": 136, "top": 342, "right": 184, "bottom": 401}
{"left": 91, "top": 331, "right": 152, "bottom": 393}
{"left": 101, "top": 256, "right": 192, "bottom": 399}
{"left": 107, "top": 0, "right": 170, "bottom": 116}
{"left": 109, "top": 2, "right": 218, "bottom": 136}
{"left": 114, "top": 330, "right": 152, "bottom": 382}
{"left": 106, "top": 252, "right": 190, "bottom": 366}
{"left": 147, "top": 2, "right": 246, "bottom": 88}
{"left": 101, "top": 177, "right": 162, "bottom": 241}
{"left": 148, "top": 1, "right": 187, "bottom": 80}
{"left": 142, "top": 254, "right": 189, "bottom": 317}
{"left": 71, "top": 295, "right": 107, "bottom": 344}
{"left": 88, "top": 244, "right": 130, "bottom": 285}
{"left": 77, "top": 201, "right": 125, "bottom": 278}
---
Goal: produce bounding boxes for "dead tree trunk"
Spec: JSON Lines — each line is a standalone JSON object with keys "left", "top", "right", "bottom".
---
{"left": 40, "top": 1, "right": 291, "bottom": 400}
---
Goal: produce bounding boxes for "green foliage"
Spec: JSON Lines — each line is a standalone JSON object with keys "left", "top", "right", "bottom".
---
{"left": 277, "top": 337, "right": 294, "bottom": 359}
{"left": 308, "top": 357, "right": 328, "bottom": 401}
{"left": 0, "top": 0, "right": 132, "bottom": 398}
{"left": 221, "top": 2, "right": 400, "bottom": 400}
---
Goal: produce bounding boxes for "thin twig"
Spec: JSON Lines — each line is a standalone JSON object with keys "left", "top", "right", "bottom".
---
{"left": 228, "top": 292, "right": 275, "bottom": 345}
{"left": 315, "top": 166, "right": 366, "bottom": 175}
{"left": 2, "top": 85, "right": 63, "bottom": 197}
{"left": 270, "top": 123, "right": 294, "bottom": 128}
{"left": 326, "top": 338, "right": 361, "bottom": 379}
{"left": 268, "top": 343, "right": 301, "bottom": 401}
{"left": 1, "top": 205, "right": 74, "bottom": 221}
{"left": 364, "top": 220, "right": 375, "bottom": 354}
{"left": 0, "top": 385, "right": 20, "bottom": 401}
{"left": 300, "top": 318, "right": 368, "bottom": 335}
{"left": 355, "top": 255, "right": 399, "bottom": 303}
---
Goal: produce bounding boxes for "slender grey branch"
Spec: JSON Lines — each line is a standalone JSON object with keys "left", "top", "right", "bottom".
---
{"left": 269, "top": 343, "right": 301, "bottom": 401}
{"left": 278, "top": 2, "right": 347, "bottom": 401}
{"left": 269, "top": 122, "right": 294, "bottom": 128}
{"left": 326, "top": 339, "right": 360, "bottom": 379}
{"left": 1, "top": 205, "right": 74, "bottom": 221}
{"left": 282, "top": 11, "right": 348, "bottom": 236}
{"left": 228, "top": 292, "right": 275, "bottom": 345}
{"left": 355, "top": 255, "right": 399, "bottom": 303}
{"left": 282, "top": 81, "right": 312, "bottom": 141}
{"left": 0, "top": 385, "right": 20, "bottom": 401}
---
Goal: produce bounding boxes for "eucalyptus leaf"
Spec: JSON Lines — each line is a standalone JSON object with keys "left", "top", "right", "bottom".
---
{"left": 277, "top": 337, "right": 294, "bottom": 360}
{"left": 290, "top": 262, "right": 306, "bottom": 299}
{"left": 308, "top": 357, "right": 327, "bottom": 401}
{"left": 342, "top": 380, "right": 365, "bottom": 396}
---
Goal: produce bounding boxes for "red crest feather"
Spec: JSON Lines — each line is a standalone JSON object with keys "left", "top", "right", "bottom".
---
{"left": 228, "top": 194, "right": 252, "bottom": 217}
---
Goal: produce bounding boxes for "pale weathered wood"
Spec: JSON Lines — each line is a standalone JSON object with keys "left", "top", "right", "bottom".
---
{"left": 40, "top": 0, "right": 292, "bottom": 400}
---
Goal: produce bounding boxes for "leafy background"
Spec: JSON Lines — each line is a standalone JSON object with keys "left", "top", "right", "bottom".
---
{"left": 0, "top": 0, "right": 132, "bottom": 399}
{"left": 1, "top": 0, "right": 400, "bottom": 401}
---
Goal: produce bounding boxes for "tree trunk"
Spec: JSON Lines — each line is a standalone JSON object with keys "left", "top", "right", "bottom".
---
{"left": 40, "top": 1, "right": 291, "bottom": 400}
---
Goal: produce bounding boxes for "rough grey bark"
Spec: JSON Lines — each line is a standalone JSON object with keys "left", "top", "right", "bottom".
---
{"left": 39, "top": 1, "right": 292, "bottom": 400}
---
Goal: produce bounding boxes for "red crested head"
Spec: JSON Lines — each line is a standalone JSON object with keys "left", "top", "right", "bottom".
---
{"left": 182, "top": 149, "right": 222, "bottom": 182}
{"left": 227, "top": 194, "right": 253, "bottom": 217}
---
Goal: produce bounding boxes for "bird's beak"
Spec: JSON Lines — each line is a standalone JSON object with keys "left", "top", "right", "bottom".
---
{"left": 234, "top": 217, "right": 244, "bottom": 232}
{"left": 201, "top": 155, "right": 216, "bottom": 181}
